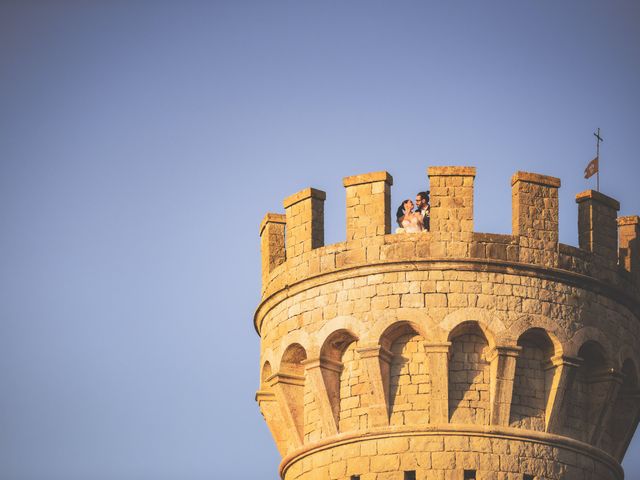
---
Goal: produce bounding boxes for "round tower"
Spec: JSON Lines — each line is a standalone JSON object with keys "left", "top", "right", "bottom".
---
{"left": 255, "top": 167, "right": 640, "bottom": 480}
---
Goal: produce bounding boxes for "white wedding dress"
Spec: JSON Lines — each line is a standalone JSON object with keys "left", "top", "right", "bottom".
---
{"left": 402, "top": 213, "right": 424, "bottom": 233}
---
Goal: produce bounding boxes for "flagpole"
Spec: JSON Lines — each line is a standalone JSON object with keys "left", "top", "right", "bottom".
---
{"left": 595, "top": 127, "right": 601, "bottom": 192}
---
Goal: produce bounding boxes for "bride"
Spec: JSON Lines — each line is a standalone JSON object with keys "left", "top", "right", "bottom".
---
{"left": 397, "top": 200, "right": 424, "bottom": 233}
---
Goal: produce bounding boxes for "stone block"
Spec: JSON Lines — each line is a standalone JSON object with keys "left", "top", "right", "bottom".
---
{"left": 576, "top": 190, "right": 620, "bottom": 262}
{"left": 344, "top": 171, "right": 393, "bottom": 241}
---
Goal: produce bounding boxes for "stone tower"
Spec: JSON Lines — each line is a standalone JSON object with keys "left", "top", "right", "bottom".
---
{"left": 254, "top": 167, "right": 640, "bottom": 480}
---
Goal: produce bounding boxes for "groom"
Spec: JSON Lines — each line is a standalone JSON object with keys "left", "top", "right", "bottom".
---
{"left": 415, "top": 191, "right": 430, "bottom": 231}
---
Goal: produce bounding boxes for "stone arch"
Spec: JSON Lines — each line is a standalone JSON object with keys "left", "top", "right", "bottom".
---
{"left": 315, "top": 316, "right": 364, "bottom": 356}
{"left": 578, "top": 340, "right": 607, "bottom": 368}
{"left": 261, "top": 361, "right": 273, "bottom": 390}
{"left": 447, "top": 321, "right": 491, "bottom": 425}
{"left": 566, "top": 327, "right": 614, "bottom": 366}
{"left": 276, "top": 330, "right": 313, "bottom": 369}
{"left": 501, "top": 314, "right": 566, "bottom": 354}
{"left": 320, "top": 328, "right": 359, "bottom": 362}
{"left": 439, "top": 308, "right": 504, "bottom": 348}
{"left": 509, "top": 328, "right": 557, "bottom": 431}
{"left": 278, "top": 343, "right": 308, "bottom": 440}
{"left": 616, "top": 345, "right": 640, "bottom": 374}
{"left": 562, "top": 339, "right": 609, "bottom": 443}
{"left": 319, "top": 329, "right": 361, "bottom": 433}
{"left": 256, "top": 354, "right": 293, "bottom": 455}
{"left": 607, "top": 358, "right": 640, "bottom": 459}
{"left": 281, "top": 343, "right": 307, "bottom": 376}
{"left": 260, "top": 347, "right": 276, "bottom": 381}
{"left": 378, "top": 321, "right": 430, "bottom": 426}
{"left": 369, "top": 308, "right": 438, "bottom": 345}
{"left": 378, "top": 320, "right": 428, "bottom": 351}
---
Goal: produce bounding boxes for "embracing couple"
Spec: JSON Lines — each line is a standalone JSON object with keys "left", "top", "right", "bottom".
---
{"left": 396, "top": 191, "right": 430, "bottom": 233}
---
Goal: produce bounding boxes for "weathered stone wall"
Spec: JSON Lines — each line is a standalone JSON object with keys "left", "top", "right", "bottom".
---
{"left": 344, "top": 172, "right": 393, "bottom": 241}
{"left": 509, "top": 332, "right": 553, "bottom": 432}
{"left": 339, "top": 341, "right": 368, "bottom": 433}
{"left": 389, "top": 334, "right": 430, "bottom": 427}
{"left": 255, "top": 167, "right": 640, "bottom": 479}
{"left": 281, "top": 432, "right": 621, "bottom": 480}
{"left": 283, "top": 188, "right": 325, "bottom": 257}
{"left": 447, "top": 329, "right": 490, "bottom": 426}
{"left": 260, "top": 213, "right": 286, "bottom": 287}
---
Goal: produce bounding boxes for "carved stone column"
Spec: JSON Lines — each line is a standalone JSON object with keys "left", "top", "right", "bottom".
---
{"left": 424, "top": 343, "right": 451, "bottom": 424}
{"left": 590, "top": 369, "right": 624, "bottom": 446}
{"left": 356, "top": 345, "right": 392, "bottom": 427}
{"left": 269, "top": 373, "right": 305, "bottom": 447}
{"left": 302, "top": 357, "right": 340, "bottom": 437}
{"left": 614, "top": 390, "right": 640, "bottom": 461}
{"left": 488, "top": 346, "right": 521, "bottom": 426}
{"left": 255, "top": 389, "right": 291, "bottom": 456}
{"left": 544, "top": 354, "right": 581, "bottom": 433}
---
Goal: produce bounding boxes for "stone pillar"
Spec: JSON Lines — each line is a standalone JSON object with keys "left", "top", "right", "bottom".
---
{"left": 544, "top": 355, "right": 581, "bottom": 434}
{"left": 614, "top": 390, "right": 640, "bottom": 461}
{"left": 283, "top": 188, "right": 326, "bottom": 258}
{"left": 343, "top": 171, "right": 393, "bottom": 241}
{"left": 511, "top": 171, "right": 561, "bottom": 267}
{"left": 260, "top": 213, "right": 286, "bottom": 287}
{"left": 590, "top": 369, "right": 624, "bottom": 447}
{"left": 428, "top": 166, "right": 476, "bottom": 257}
{"left": 488, "top": 346, "right": 521, "bottom": 426}
{"left": 424, "top": 343, "right": 451, "bottom": 424}
{"left": 268, "top": 374, "right": 305, "bottom": 448}
{"left": 576, "top": 190, "right": 620, "bottom": 263}
{"left": 255, "top": 390, "right": 292, "bottom": 456}
{"left": 357, "top": 345, "right": 392, "bottom": 427}
{"left": 302, "top": 358, "right": 339, "bottom": 437}
{"left": 618, "top": 215, "right": 640, "bottom": 282}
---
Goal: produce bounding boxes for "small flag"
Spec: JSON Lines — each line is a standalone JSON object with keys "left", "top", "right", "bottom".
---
{"left": 584, "top": 156, "right": 599, "bottom": 179}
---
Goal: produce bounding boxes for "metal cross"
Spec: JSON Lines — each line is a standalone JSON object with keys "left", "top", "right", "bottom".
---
{"left": 594, "top": 127, "right": 603, "bottom": 158}
{"left": 593, "top": 128, "right": 603, "bottom": 191}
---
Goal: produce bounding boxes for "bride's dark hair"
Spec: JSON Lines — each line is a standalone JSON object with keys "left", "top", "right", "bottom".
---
{"left": 396, "top": 200, "right": 411, "bottom": 227}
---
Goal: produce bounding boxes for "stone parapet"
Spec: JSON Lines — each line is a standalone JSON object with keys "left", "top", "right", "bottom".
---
{"left": 283, "top": 187, "right": 326, "bottom": 257}
{"left": 343, "top": 171, "right": 393, "bottom": 241}
{"left": 259, "top": 232, "right": 637, "bottom": 312}
{"left": 343, "top": 171, "right": 393, "bottom": 187}
{"left": 511, "top": 171, "right": 561, "bottom": 188}
{"left": 256, "top": 165, "right": 640, "bottom": 479}
{"left": 260, "top": 213, "right": 286, "bottom": 286}
{"left": 576, "top": 190, "right": 620, "bottom": 264}
{"left": 618, "top": 216, "right": 640, "bottom": 284}
{"left": 511, "top": 171, "right": 560, "bottom": 267}
{"left": 262, "top": 167, "right": 637, "bottom": 297}
{"left": 428, "top": 166, "right": 475, "bottom": 253}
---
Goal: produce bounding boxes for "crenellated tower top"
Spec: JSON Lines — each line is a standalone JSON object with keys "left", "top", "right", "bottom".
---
{"left": 257, "top": 166, "right": 639, "bottom": 333}
{"left": 255, "top": 166, "right": 640, "bottom": 480}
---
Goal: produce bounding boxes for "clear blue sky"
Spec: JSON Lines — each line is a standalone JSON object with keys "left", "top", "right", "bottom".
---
{"left": 1, "top": 2, "right": 639, "bottom": 479}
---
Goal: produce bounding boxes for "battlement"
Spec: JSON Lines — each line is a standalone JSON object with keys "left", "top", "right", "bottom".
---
{"left": 255, "top": 166, "right": 640, "bottom": 480}
{"left": 259, "top": 167, "right": 639, "bottom": 316}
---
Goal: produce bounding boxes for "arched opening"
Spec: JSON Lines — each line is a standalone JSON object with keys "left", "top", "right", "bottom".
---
{"left": 606, "top": 359, "right": 639, "bottom": 458}
{"left": 257, "top": 359, "right": 291, "bottom": 455}
{"left": 447, "top": 322, "right": 490, "bottom": 425}
{"left": 261, "top": 361, "right": 273, "bottom": 391}
{"left": 380, "top": 322, "right": 429, "bottom": 426}
{"left": 281, "top": 344, "right": 307, "bottom": 376}
{"left": 509, "top": 328, "right": 555, "bottom": 431}
{"left": 320, "top": 329, "right": 360, "bottom": 433}
{"left": 563, "top": 341, "right": 608, "bottom": 442}
{"left": 279, "top": 344, "right": 307, "bottom": 440}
